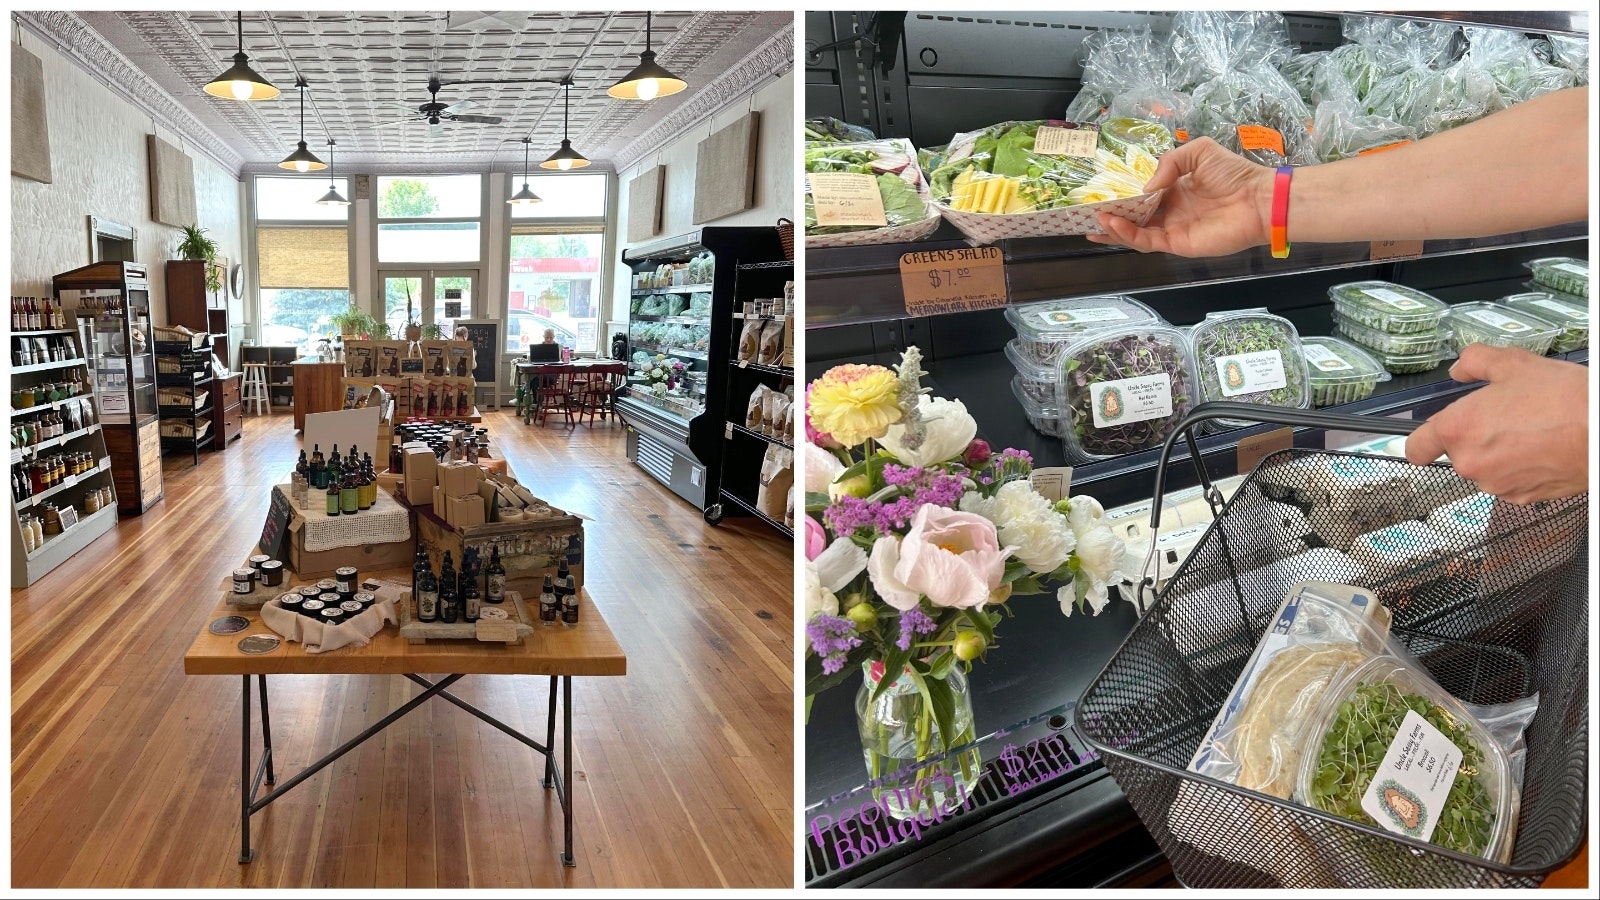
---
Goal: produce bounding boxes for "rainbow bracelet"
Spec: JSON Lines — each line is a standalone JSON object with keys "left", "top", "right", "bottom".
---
{"left": 1270, "top": 166, "right": 1293, "bottom": 259}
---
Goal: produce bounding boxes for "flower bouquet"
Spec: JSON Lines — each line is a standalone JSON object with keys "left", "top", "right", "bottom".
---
{"left": 804, "top": 348, "right": 1122, "bottom": 818}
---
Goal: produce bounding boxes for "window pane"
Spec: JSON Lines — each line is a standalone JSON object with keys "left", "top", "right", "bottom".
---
{"left": 506, "top": 233, "right": 601, "bottom": 353}
{"left": 258, "top": 226, "right": 349, "bottom": 288}
{"left": 508, "top": 173, "right": 607, "bottom": 219}
{"left": 376, "top": 175, "right": 482, "bottom": 218}
{"left": 434, "top": 276, "right": 473, "bottom": 328}
{"left": 378, "top": 222, "right": 481, "bottom": 263}
{"left": 383, "top": 277, "right": 423, "bottom": 336}
{"left": 256, "top": 176, "right": 350, "bottom": 221}
{"left": 260, "top": 289, "right": 350, "bottom": 350}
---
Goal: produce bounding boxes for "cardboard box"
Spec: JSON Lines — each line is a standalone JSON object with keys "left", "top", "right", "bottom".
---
{"left": 433, "top": 484, "right": 447, "bottom": 513}
{"left": 413, "top": 503, "right": 583, "bottom": 600}
{"left": 439, "top": 461, "right": 484, "bottom": 498}
{"left": 287, "top": 518, "right": 414, "bottom": 579}
{"left": 404, "top": 447, "right": 437, "bottom": 505}
{"left": 447, "top": 493, "right": 487, "bottom": 528}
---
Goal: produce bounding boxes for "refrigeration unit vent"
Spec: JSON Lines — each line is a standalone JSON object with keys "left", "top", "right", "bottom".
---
{"left": 635, "top": 434, "right": 675, "bottom": 487}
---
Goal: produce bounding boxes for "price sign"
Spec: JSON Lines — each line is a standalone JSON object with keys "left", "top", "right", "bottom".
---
{"left": 1034, "top": 125, "right": 1098, "bottom": 158}
{"left": 1237, "top": 427, "right": 1295, "bottom": 473}
{"left": 257, "top": 485, "right": 294, "bottom": 560}
{"left": 444, "top": 301, "right": 462, "bottom": 318}
{"left": 899, "top": 247, "right": 1008, "bottom": 316}
{"left": 1236, "top": 124, "right": 1285, "bottom": 157}
{"left": 57, "top": 505, "right": 79, "bottom": 531}
{"left": 809, "top": 173, "right": 887, "bottom": 227}
{"left": 1370, "top": 239, "right": 1424, "bottom": 262}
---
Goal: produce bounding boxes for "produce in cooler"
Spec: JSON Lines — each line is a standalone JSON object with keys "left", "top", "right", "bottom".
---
{"left": 1009, "top": 375, "right": 1062, "bottom": 437}
{"left": 1327, "top": 281, "right": 1450, "bottom": 334}
{"left": 1524, "top": 256, "right": 1589, "bottom": 298}
{"left": 803, "top": 116, "right": 876, "bottom": 143}
{"left": 1497, "top": 292, "right": 1588, "bottom": 352}
{"left": 1330, "top": 315, "right": 1454, "bottom": 373}
{"left": 927, "top": 120, "right": 1168, "bottom": 213}
{"left": 1440, "top": 301, "right": 1562, "bottom": 355}
{"left": 803, "top": 139, "right": 936, "bottom": 236}
{"left": 1055, "top": 324, "right": 1196, "bottom": 461}
{"left": 1301, "top": 336, "right": 1391, "bottom": 407}
{"left": 1004, "top": 295, "right": 1161, "bottom": 368}
{"left": 1188, "top": 310, "right": 1310, "bottom": 427}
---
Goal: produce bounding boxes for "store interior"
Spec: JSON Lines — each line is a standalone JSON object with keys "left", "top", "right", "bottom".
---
{"left": 9, "top": 9, "right": 793, "bottom": 889}
{"left": 802, "top": 9, "right": 1589, "bottom": 890}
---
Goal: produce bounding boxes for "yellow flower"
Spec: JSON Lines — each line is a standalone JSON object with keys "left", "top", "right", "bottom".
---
{"left": 807, "top": 364, "right": 903, "bottom": 447}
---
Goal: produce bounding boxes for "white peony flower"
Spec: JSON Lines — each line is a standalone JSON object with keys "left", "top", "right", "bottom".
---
{"left": 877, "top": 396, "right": 977, "bottom": 468}
{"left": 814, "top": 537, "right": 868, "bottom": 593}
{"left": 1059, "top": 577, "right": 1111, "bottom": 617}
{"left": 1066, "top": 494, "right": 1106, "bottom": 535}
{"left": 961, "top": 481, "right": 1075, "bottom": 573}
{"left": 802, "top": 442, "right": 845, "bottom": 494}
{"left": 804, "top": 561, "right": 840, "bottom": 620}
{"left": 1073, "top": 523, "right": 1122, "bottom": 587}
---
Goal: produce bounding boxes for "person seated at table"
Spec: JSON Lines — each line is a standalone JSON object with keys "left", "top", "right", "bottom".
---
{"left": 542, "top": 328, "right": 557, "bottom": 344}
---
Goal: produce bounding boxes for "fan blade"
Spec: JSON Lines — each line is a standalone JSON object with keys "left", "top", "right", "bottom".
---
{"left": 367, "top": 118, "right": 417, "bottom": 129}
{"left": 447, "top": 114, "right": 503, "bottom": 124}
{"left": 379, "top": 101, "right": 424, "bottom": 111}
{"left": 440, "top": 98, "right": 478, "bottom": 115}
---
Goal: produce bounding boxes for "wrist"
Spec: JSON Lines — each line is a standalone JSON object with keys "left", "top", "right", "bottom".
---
{"left": 1251, "top": 166, "right": 1277, "bottom": 249}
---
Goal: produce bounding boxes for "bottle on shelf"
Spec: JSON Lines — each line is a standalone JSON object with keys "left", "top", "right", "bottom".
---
{"left": 461, "top": 554, "right": 481, "bottom": 623}
{"left": 326, "top": 474, "right": 341, "bottom": 516}
{"left": 438, "top": 551, "right": 458, "bottom": 623}
{"left": 329, "top": 445, "right": 342, "bottom": 475}
{"left": 412, "top": 544, "right": 429, "bottom": 609}
{"left": 309, "top": 444, "right": 325, "bottom": 489}
{"left": 339, "top": 464, "right": 358, "bottom": 515}
{"left": 417, "top": 557, "right": 439, "bottom": 623}
{"left": 539, "top": 574, "right": 558, "bottom": 625}
{"left": 359, "top": 453, "right": 375, "bottom": 510}
{"left": 295, "top": 449, "right": 308, "bottom": 481}
{"left": 484, "top": 546, "right": 506, "bottom": 604}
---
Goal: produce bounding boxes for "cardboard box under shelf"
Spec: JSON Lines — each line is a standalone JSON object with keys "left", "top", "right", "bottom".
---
{"left": 287, "top": 520, "right": 415, "bottom": 580}
{"left": 413, "top": 503, "right": 583, "bottom": 599}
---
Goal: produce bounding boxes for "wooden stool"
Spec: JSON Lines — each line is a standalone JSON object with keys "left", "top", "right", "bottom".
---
{"left": 241, "top": 363, "right": 270, "bottom": 415}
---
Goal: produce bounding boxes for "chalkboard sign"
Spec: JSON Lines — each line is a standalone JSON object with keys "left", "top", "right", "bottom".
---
{"left": 400, "top": 357, "right": 424, "bottom": 374}
{"left": 454, "top": 319, "right": 501, "bottom": 386}
{"left": 258, "top": 486, "right": 294, "bottom": 560}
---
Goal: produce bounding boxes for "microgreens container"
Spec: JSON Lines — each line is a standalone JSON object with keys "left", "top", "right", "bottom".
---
{"left": 1187, "top": 310, "right": 1310, "bottom": 430}
{"left": 1295, "top": 655, "right": 1516, "bottom": 865}
{"left": 1053, "top": 323, "right": 1197, "bottom": 462}
{"left": 1332, "top": 316, "right": 1456, "bottom": 375}
{"left": 1524, "top": 256, "right": 1588, "bottom": 298}
{"left": 1010, "top": 375, "right": 1062, "bottom": 437}
{"left": 1520, "top": 279, "right": 1586, "bottom": 308}
{"left": 1004, "top": 295, "right": 1161, "bottom": 368}
{"left": 1004, "top": 338, "right": 1057, "bottom": 407}
{"left": 1328, "top": 281, "right": 1450, "bottom": 334}
{"left": 1498, "top": 292, "right": 1589, "bottom": 352}
{"left": 1301, "top": 336, "right": 1392, "bottom": 407}
{"left": 1441, "top": 302, "right": 1561, "bottom": 355}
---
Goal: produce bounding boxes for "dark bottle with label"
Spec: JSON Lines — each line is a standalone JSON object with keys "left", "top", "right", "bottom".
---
{"left": 326, "top": 475, "right": 341, "bottom": 516}
{"left": 309, "top": 444, "right": 325, "bottom": 489}
{"left": 484, "top": 546, "right": 506, "bottom": 604}
{"left": 412, "top": 545, "right": 429, "bottom": 608}
{"left": 561, "top": 585, "right": 580, "bottom": 626}
{"left": 295, "top": 449, "right": 308, "bottom": 480}
{"left": 389, "top": 439, "right": 404, "bottom": 476}
{"left": 360, "top": 453, "right": 376, "bottom": 509}
{"left": 462, "top": 569, "right": 481, "bottom": 622}
{"left": 329, "top": 445, "right": 341, "bottom": 479}
{"left": 438, "top": 551, "right": 458, "bottom": 623}
{"left": 339, "top": 465, "right": 359, "bottom": 515}
{"left": 556, "top": 558, "right": 575, "bottom": 601}
{"left": 539, "top": 574, "right": 559, "bottom": 625}
{"left": 416, "top": 560, "right": 439, "bottom": 622}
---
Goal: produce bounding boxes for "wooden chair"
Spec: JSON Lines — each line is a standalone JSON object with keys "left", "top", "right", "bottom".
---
{"left": 536, "top": 370, "right": 577, "bottom": 427}
{"left": 575, "top": 370, "right": 622, "bottom": 426}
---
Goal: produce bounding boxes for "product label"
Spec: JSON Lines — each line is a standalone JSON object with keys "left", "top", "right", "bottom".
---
{"left": 1236, "top": 124, "right": 1285, "bottom": 156}
{"left": 1360, "top": 710, "right": 1463, "bottom": 844}
{"left": 1530, "top": 298, "right": 1586, "bottom": 321}
{"left": 1360, "top": 287, "right": 1427, "bottom": 311}
{"left": 1174, "top": 128, "right": 1190, "bottom": 142}
{"left": 1363, "top": 523, "right": 1444, "bottom": 562}
{"left": 562, "top": 598, "right": 580, "bottom": 625}
{"left": 418, "top": 590, "right": 438, "bottom": 619}
{"left": 1552, "top": 262, "right": 1588, "bottom": 276}
{"left": 1303, "top": 343, "right": 1354, "bottom": 372}
{"left": 1090, "top": 373, "right": 1172, "bottom": 429}
{"left": 1463, "top": 308, "right": 1530, "bottom": 333}
{"left": 1443, "top": 493, "right": 1494, "bottom": 529}
{"left": 487, "top": 574, "right": 506, "bottom": 600}
{"left": 1030, "top": 305, "right": 1129, "bottom": 327}
{"left": 1033, "top": 125, "right": 1098, "bottom": 158}
{"left": 899, "top": 247, "right": 1007, "bottom": 317}
{"left": 810, "top": 173, "right": 888, "bottom": 227}
{"left": 1214, "top": 349, "right": 1287, "bottom": 397}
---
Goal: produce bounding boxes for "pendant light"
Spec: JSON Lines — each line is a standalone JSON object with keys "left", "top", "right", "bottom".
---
{"left": 607, "top": 12, "right": 687, "bottom": 101}
{"left": 278, "top": 78, "right": 327, "bottom": 172}
{"left": 316, "top": 139, "right": 349, "bottom": 206}
{"left": 204, "top": 12, "right": 279, "bottom": 101}
{"left": 541, "top": 80, "right": 591, "bottom": 170}
{"left": 507, "top": 138, "right": 543, "bottom": 206}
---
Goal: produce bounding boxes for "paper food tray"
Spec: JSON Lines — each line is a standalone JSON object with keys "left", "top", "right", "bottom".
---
{"left": 935, "top": 190, "right": 1162, "bottom": 245}
{"left": 805, "top": 212, "right": 944, "bottom": 249}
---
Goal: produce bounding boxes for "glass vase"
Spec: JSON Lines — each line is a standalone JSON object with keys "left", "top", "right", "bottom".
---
{"left": 855, "top": 664, "right": 981, "bottom": 821}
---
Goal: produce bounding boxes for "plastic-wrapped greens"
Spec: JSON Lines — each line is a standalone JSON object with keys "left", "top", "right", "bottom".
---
{"left": 1097, "top": 117, "right": 1177, "bottom": 156}
{"left": 1340, "top": 15, "right": 1464, "bottom": 72}
{"left": 1364, "top": 59, "right": 1500, "bottom": 137}
{"left": 1465, "top": 26, "right": 1578, "bottom": 106}
{"left": 803, "top": 139, "right": 938, "bottom": 238}
{"left": 1278, "top": 51, "right": 1328, "bottom": 106}
{"left": 1066, "top": 26, "right": 1178, "bottom": 124}
{"left": 1547, "top": 35, "right": 1589, "bottom": 86}
{"left": 1105, "top": 90, "right": 1191, "bottom": 142}
{"left": 1310, "top": 43, "right": 1386, "bottom": 106}
{"left": 928, "top": 121, "right": 1162, "bottom": 214}
{"left": 1186, "top": 63, "right": 1317, "bottom": 167}
{"left": 1312, "top": 100, "right": 1416, "bottom": 162}
{"left": 803, "top": 117, "right": 877, "bottom": 143}
{"left": 1169, "top": 11, "right": 1295, "bottom": 91}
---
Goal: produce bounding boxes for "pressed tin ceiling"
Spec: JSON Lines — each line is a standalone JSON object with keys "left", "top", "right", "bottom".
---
{"left": 53, "top": 9, "right": 792, "bottom": 174}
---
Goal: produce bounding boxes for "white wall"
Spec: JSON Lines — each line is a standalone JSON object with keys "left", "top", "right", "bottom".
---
{"left": 9, "top": 31, "right": 244, "bottom": 326}
{"left": 611, "top": 69, "right": 794, "bottom": 320}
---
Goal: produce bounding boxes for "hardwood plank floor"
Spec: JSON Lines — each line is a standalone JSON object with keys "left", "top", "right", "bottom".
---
{"left": 11, "top": 410, "right": 796, "bottom": 889}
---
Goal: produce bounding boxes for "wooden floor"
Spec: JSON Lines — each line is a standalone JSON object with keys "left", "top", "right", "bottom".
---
{"left": 11, "top": 410, "right": 796, "bottom": 889}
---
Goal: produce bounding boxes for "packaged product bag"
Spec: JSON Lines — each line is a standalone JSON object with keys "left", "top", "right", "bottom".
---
{"left": 420, "top": 340, "right": 451, "bottom": 377}
{"left": 755, "top": 445, "right": 793, "bottom": 521}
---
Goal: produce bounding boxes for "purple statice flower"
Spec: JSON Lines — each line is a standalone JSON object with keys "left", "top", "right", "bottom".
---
{"left": 807, "top": 614, "right": 863, "bottom": 674}
{"left": 896, "top": 606, "right": 939, "bottom": 650}
{"left": 823, "top": 469, "right": 968, "bottom": 536}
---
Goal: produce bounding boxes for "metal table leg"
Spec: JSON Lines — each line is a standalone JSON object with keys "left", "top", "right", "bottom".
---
{"left": 543, "top": 675, "right": 558, "bottom": 788}
{"left": 563, "top": 675, "right": 574, "bottom": 867}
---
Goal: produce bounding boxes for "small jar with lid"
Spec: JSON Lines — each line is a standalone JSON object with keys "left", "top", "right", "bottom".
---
{"left": 318, "top": 605, "right": 346, "bottom": 627}
{"left": 335, "top": 566, "right": 359, "bottom": 595}
{"left": 340, "top": 599, "right": 365, "bottom": 618}
{"left": 298, "top": 585, "right": 322, "bottom": 599}
{"left": 353, "top": 592, "right": 377, "bottom": 612}
{"left": 316, "top": 578, "right": 339, "bottom": 593}
{"left": 259, "top": 560, "right": 285, "bottom": 587}
{"left": 300, "top": 598, "right": 326, "bottom": 619}
{"left": 277, "top": 592, "right": 305, "bottom": 615}
{"left": 248, "top": 554, "right": 271, "bottom": 572}
{"left": 318, "top": 592, "right": 342, "bottom": 610}
{"left": 232, "top": 568, "right": 257, "bottom": 595}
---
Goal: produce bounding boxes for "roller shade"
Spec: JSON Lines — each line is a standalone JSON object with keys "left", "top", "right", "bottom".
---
{"left": 258, "top": 226, "right": 349, "bottom": 289}
{"left": 510, "top": 221, "right": 604, "bottom": 236}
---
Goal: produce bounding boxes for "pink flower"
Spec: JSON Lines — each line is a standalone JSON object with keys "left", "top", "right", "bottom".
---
{"left": 805, "top": 517, "right": 828, "bottom": 561}
{"left": 867, "top": 505, "right": 1011, "bottom": 611}
{"left": 963, "top": 439, "right": 992, "bottom": 466}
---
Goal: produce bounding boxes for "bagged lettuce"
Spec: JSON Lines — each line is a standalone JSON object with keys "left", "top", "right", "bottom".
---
{"left": 1186, "top": 63, "right": 1317, "bottom": 167}
{"left": 929, "top": 120, "right": 1164, "bottom": 214}
{"left": 803, "top": 117, "right": 877, "bottom": 143}
{"left": 803, "top": 138, "right": 936, "bottom": 236}
{"left": 1464, "top": 26, "right": 1577, "bottom": 106}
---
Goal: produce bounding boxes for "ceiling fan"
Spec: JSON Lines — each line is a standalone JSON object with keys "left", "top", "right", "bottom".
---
{"left": 369, "top": 76, "right": 503, "bottom": 136}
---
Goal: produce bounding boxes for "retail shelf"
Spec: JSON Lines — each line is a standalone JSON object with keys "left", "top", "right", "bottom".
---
{"left": 20, "top": 502, "right": 117, "bottom": 563}
{"left": 15, "top": 457, "right": 112, "bottom": 510}
{"left": 10, "top": 424, "right": 102, "bottom": 458}
{"left": 632, "top": 344, "right": 709, "bottom": 361}
{"left": 805, "top": 223, "right": 1587, "bottom": 328}
{"left": 719, "top": 489, "right": 793, "bottom": 537}
{"left": 9, "top": 328, "right": 76, "bottom": 337}
{"left": 630, "top": 283, "right": 714, "bottom": 296}
{"left": 727, "top": 422, "right": 792, "bottom": 450}
{"left": 737, "top": 260, "right": 794, "bottom": 271}
{"left": 156, "top": 372, "right": 212, "bottom": 387}
{"left": 8, "top": 357, "right": 87, "bottom": 375}
{"left": 160, "top": 433, "right": 215, "bottom": 450}
{"left": 159, "top": 404, "right": 214, "bottom": 420}
{"left": 734, "top": 361, "right": 793, "bottom": 377}
{"left": 628, "top": 313, "right": 706, "bottom": 324}
{"left": 9, "top": 394, "right": 94, "bottom": 418}
{"left": 1345, "top": 9, "right": 1589, "bottom": 36}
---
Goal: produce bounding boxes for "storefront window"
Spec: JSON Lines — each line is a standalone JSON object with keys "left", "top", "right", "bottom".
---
{"left": 259, "top": 289, "right": 351, "bottom": 347}
{"left": 254, "top": 176, "right": 351, "bottom": 347}
{"left": 507, "top": 175, "right": 606, "bottom": 353}
{"left": 377, "top": 175, "right": 483, "bottom": 263}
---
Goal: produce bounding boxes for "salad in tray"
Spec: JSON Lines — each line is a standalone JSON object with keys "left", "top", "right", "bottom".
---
{"left": 803, "top": 138, "right": 937, "bottom": 237}
{"left": 927, "top": 119, "right": 1170, "bottom": 214}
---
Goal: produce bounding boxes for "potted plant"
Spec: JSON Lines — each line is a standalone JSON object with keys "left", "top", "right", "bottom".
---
{"left": 370, "top": 320, "right": 392, "bottom": 340}
{"left": 176, "top": 224, "right": 223, "bottom": 294}
{"left": 329, "top": 303, "right": 377, "bottom": 340}
{"left": 402, "top": 282, "right": 422, "bottom": 341}
{"left": 420, "top": 322, "right": 445, "bottom": 340}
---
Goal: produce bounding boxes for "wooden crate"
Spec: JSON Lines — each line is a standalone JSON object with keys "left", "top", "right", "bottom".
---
{"left": 287, "top": 524, "right": 415, "bottom": 580}
{"left": 396, "top": 590, "right": 536, "bottom": 645}
{"left": 412, "top": 503, "right": 583, "bottom": 600}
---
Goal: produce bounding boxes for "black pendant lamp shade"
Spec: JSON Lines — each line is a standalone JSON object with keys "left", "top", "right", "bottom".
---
{"left": 204, "top": 12, "right": 279, "bottom": 101}
{"left": 507, "top": 138, "right": 543, "bottom": 206}
{"left": 279, "top": 78, "right": 327, "bottom": 172}
{"left": 316, "top": 140, "right": 349, "bottom": 206}
{"left": 607, "top": 12, "right": 687, "bottom": 101}
{"left": 541, "top": 81, "right": 591, "bottom": 170}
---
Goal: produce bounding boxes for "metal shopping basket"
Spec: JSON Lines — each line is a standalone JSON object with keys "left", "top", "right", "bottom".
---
{"left": 1077, "top": 402, "right": 1588, "bottom": 889}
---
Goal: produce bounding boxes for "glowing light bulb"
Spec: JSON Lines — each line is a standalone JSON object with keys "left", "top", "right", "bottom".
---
{"left": 295, "top": 160, "right": 311, "bottom": 173}
{"left": 636, "top": 77, "right": 659, "bottom": 101}
{"left": 557, "top": 157, "right": 573, "bottom": 171}
{"left": 231, "top": 80, "right": 253, "bottom": 101}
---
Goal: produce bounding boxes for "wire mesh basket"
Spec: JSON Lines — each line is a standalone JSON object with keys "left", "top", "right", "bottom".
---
{"left": 1077, "top": 402, "right": 1587, "bottom": 889}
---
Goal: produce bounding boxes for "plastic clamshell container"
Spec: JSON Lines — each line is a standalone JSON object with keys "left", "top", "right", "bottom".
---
{"left": 1301, "top": 336, "right": 1392, "bottom": 407}
{"left": 1442, "top": 301, "right": 1561, "bottom": 355}
{"left": 1524, "top": 256, "right": 1588, "bottom": 298}
{"left": 1004, "top": 338, "right": 1056, "bottom": 406}
{"left": 1004, "top": 295, "right": 1161, "bottom": 369}
{"left": 1053, "top": 323, "right": 1197, "bottom": 462}
{"left": 1187, "top": 310, "right": 1310, "bottom": 429}
{"left": 1328, "top": 281, "right": 1450, "bottom": 334}
{"left": 1010, "top": 375, "right": 1062, "bottom": 437}
{"left": 1520, "top": 279, "right": 1586, "bottom": 308}
{"left": 1295, "top": 655, "right": 1516, "bottom": 864}
{"left": 1498, "top": 292, "right": 1589, "bottom": 352}
{"left": 1332, "top": 317, "right": 1455, "bottom": 374}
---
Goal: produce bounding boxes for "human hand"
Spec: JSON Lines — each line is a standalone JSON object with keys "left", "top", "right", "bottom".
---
{"left": 1405, "top": 344, "right": 1589, "bottom": 504}
{"left": 1087, "top": 137, "right": 1275, "bottom": 257}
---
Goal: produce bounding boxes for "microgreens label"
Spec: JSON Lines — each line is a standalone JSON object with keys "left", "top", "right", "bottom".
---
{"left": 1463, "top": 308, "right": 1529, "bottom": 332}
{"left": 1090, "top": 374, "right": 1171, "bottom": 429}
{"left": 1360, "top": 710, "right": 1463, "bottom": 843}
{"left": 1361, "top": 287, "right": 1426, "bottom": 311}
{"left": 1214, "top": 349, "right": 1287, "bottom": 398}
{"left": 1530, "top": 299, "right": 1585, "bottom": 321}
{"left": 1032, "top": 306, "right": 1129, "bottom": 327}
{"left": 1303, "top": 343, "right": 1353, "bottom": 371}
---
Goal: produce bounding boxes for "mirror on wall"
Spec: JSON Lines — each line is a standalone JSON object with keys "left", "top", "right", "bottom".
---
{"left": 87, "top": 214, "right": 137, "bottom": 262}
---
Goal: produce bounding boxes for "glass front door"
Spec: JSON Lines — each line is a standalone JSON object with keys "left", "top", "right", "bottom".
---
{"left": 380, "top": 269, "right": 477, "bottom": 337}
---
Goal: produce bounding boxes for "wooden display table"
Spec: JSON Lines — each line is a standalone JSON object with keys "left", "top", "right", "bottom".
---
{"left": 290, "top": 360, "right": 345, "bottom": 431}
{"left": 184, "top": 569, "right": 625, "bottom": 867}
{"left": 514, "top": 359, "right": 627, "bottom": 425}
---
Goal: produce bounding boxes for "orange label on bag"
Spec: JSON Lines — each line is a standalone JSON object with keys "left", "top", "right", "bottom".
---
{"left": 1358, "top": 140, "right": 1413, "bottom": 156}
{"left": 1175, "top": 128, "right": 1190, "bottom": 142}
{"left": 1236, "top": 124, "right": 1285, "bottom": 156}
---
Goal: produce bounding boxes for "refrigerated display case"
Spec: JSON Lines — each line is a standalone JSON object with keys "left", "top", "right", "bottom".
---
{"left": 803, "top": 9, "right": 1589, "bottom": 888}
